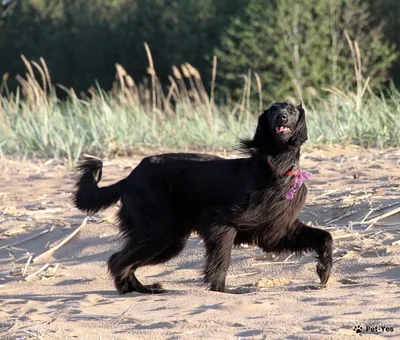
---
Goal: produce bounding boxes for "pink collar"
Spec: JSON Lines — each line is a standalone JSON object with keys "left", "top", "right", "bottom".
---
{"left": 266, "top": 156, "right": 299, "bottom": 176}
{"left": 266, "top": 156, "right": 312, "bottom": 200}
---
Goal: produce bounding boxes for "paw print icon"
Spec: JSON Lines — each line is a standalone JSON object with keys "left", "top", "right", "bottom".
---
{"left": 353, "top": 325, "right": 363, "bottom": 334}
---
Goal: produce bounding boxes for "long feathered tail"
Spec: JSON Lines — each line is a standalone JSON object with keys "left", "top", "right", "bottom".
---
{"left": 73, "top": 158, "right": 125, "bottom": 214}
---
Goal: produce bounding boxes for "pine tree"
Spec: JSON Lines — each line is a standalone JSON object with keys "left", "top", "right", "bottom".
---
{"left": 215, "top": 0, "right": 397, "bottom": 102}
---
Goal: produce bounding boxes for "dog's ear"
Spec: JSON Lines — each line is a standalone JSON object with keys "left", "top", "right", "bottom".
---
{"left": 239, "top": 108, "right": 270, "bottom": 153}
{"left": 292, "top": 104, "right": 308, "bottom": 146}
{"left": 253, "top": 108, "right": 270, "bottom": 141}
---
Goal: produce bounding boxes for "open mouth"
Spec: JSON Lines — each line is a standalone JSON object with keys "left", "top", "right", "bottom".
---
{"left": 276, "top": 126, "right": 292, "bottom": 134}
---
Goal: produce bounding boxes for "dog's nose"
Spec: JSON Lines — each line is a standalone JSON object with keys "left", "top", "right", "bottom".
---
{"left": 276, "top": 113, "right": 288, "bottom": 123}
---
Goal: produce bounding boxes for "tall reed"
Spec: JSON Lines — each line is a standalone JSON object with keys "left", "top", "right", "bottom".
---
{"left": 0, "top": 48, "right": 398, "bottom": 167}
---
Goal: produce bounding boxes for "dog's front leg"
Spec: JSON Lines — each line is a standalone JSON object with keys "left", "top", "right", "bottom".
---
{"left": 202, "top": 226, "right": 237, "bottom": 292}
{"left": 271, "top": 219, "right": 333, "bottom": 284}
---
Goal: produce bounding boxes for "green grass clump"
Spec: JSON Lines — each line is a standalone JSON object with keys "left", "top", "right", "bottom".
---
{"left": 0, "top": 58, "right": 399, "bottom": 167}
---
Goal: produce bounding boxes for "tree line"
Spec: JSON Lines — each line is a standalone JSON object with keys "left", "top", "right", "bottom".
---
{"left": 1, "top": 0, "right": 399, "bottom": 102}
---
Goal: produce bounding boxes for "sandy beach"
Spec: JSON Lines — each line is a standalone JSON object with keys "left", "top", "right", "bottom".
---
{"left": 0, "top": 146, "right": 399, "bottom": 339}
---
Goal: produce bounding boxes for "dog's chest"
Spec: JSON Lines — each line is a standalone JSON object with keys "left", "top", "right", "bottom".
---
{"left": 265, "top": 180, "right": 308, "bottom": 220}
{"left": 276, "top": 182, "right": 308, "bottom": 222}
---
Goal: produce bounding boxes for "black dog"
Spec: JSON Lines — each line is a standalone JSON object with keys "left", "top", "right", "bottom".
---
{"left": 73, "top": 101, "right": 333, "bottom": 294}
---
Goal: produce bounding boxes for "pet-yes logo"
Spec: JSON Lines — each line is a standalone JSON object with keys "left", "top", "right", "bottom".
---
{"left": 353, "top": 325, "right": 394, "bottom": 334}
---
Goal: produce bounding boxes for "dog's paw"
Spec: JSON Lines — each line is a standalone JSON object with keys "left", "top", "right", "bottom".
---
{"left": 140, "top": 283, "right": 166, "bottom": 294}
{"left": 115, "top": 276, "right": 134, "bottom": 295}
{"left": 316, "top": 262, "right": 332, "bottom": 285}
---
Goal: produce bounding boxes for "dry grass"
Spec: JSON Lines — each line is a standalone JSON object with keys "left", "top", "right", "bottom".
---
{"left": 0, "top": 44, "right": 398, "bottom": 166}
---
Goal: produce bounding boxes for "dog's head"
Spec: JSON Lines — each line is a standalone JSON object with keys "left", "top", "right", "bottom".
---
{"left": 240, "top": 101, "right": 308, "bottom": 154}
{"left": 263, "top": 101, "right": 307, "bottom": 145}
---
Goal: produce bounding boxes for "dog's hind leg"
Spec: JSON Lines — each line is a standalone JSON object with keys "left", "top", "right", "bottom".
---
{"left": 146, "top": 234, "right": 190, "bottom": 265}
{"left": 108, "top": 233, "right": 190, "bottom": 294}
{"left": 201, "top": 226, "right": 237, "bottom": 292}
{"left": 272, "top": 219, "right": 333, "bottom": 285}
{"left": 107, "top": 250, "right": 161, "bottom": 295}
{"left": 108, "top": 245, "right": 166, "bottom": 294}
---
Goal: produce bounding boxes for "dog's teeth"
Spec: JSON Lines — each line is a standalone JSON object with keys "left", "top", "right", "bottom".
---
{"left": 276, "top": 126, "right": 290, "bottom": 133}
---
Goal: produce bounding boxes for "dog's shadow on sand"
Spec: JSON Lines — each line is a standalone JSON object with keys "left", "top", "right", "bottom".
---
{"left": 0, "top": 288, "right": 187, "bottom": 308}
{"left": 0, "top": 219, "right": 119, "bottom": 268}
{"left": 0, "top": 291, "right": 117, "bottom": 304}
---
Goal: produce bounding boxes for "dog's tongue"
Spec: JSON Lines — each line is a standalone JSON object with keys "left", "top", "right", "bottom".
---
{"left": 276, "top": 126, "right": 290, "bottom": 133}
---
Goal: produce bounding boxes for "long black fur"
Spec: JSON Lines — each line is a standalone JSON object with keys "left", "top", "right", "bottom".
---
{"left": 73, "top": 101, "right": 333, "bottom": 294}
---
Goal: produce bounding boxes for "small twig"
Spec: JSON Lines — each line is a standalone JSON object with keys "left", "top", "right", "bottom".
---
{"left": 25, "top": 263, "right": 50, "bottom": 281}
{"left": 6, "top": 320, "right": 21, "bottom": 334}
{"left": 360, "top": 209, "right": 374, "bottom": 223}
{"left": 69, "top": 313, "right": 140, "bottom": 322}
{"left": 252, "top": 261, "right": 297, "bottom": 267}
{"left": 227, "top": 271, "right": 258, "bottom": 278}
{"left": 368, "top": 231, "right": 383, "bottom": 239}
{"left": 332, "top": 233, "right": 355, "bottom": 240}
{"left": 51, "top": 263, "right": 59, "bottom": 274}
{"left": 119, "top": 305, "right": 134, "bottom": 320}
{"left": 32, "top": 217, "right": 88, "bottom": 263}
{"left": 350, "top": 221, "right": 370, "bottom": 225}
{"left": 375, "top": 222, "right": 400, "bottom": 227}
{"left": 342, "top": 193, "right": 372, "bottom": 202}
{"left": 283, "top": 253, "right": 295, "bottom": 262}
{"left": 22, "top": 255, "right": 33, "bottom": 276}
{"left": 325, "top": 210, "right": 358, "bottom": 224}
{"left": 365, "top": 206, "right": 400, "bottom": 223}
{"left": 15, "top": 252, "right": 33, "bottom": 263}
{"left": 362, "top": 201, "right": 400, "bottom": 222}
{"left": 0, "top": 229, "right": 51, "bottom": 251}
{"left": 365, "top": 206, "right": 400, "bottom": 231}
{"left": 375, "top": 200, "right": 400, "bottom": 212}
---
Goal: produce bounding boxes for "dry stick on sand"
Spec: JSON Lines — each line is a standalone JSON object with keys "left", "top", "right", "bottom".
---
{"left": 252, "top": 261, "right": 297, "bottom": 267}
{"left": 51, "top": 263, "right": 59, "bottom": 274}
{"left": 324, "top": 210, "right": 359, "bottom": 224}
{"left": 358, "top": 201, "right": 400, "bottom": 224}
{"left": 25, "top": 263, "right": 50, "bottom": 281}
{"left": 283, "top": 253, "right": 295, "bottom": 262}
{"left": 227, "top": 271, "right": 259, "bottom": 278}
{"left": 0, "top": 229, "right": 51, "bottom": 251}
{"left": 331, "top": 231, "right": 361, "bottom": 241}
{"left": 32, "top": 217, "right": 88, "bottom": 263}
{"left": 361, "top": 209, "right": 375, "bottom": 223}
{"left": 22, "top": 255, "right": 33, "bottom": 276}
{"left": 69, "top": 314, "right": 139, "bottom": 322}
{"left": 375, "top": 200, "right": 400, "bottom": 212}
{"left": 364, "top": 206, "right": 400, "bottom": 231}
